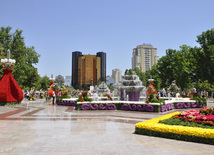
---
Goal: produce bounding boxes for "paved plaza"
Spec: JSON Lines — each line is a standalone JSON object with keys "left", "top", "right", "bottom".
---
{"left": 0, "top": 99, "right": 214, "bottom": 155}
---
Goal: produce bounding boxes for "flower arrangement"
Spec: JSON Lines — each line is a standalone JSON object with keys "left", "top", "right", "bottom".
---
{"left": 200, "top": 106, "right": 214, "bottom": 115}
{"left": 76, "top": 91, "right": 92, "bottom": 102}
{"left": 147, "top": 86, "right": 156, "bottom": 94}
{"left": 56, "top": 85, "right": 71, "bottom": 99}
{"left": 103, "top": 93, "right": 113, "bottom": 101}
{"left": 61, "top": 90, "right": 70, "bottom": 98}
{"left": 80, "top": 98, "right": 85, "bottom": 102}
{"left": 189, "top": 91, "right": 207, "bottom": 104}
{"left": 40, "top": 93, "right": 44, "bottom": 99}
{"left": 147, "top": 94, "right": 165, "bottom": 104}
{"left": 28, "top": 95, "right": 36, "bottom": 101}
{"left": 72, "top": 90, "right": 80, "bottom": 97}
{"left": 183, "top": 90, "right": 191, "bottom": 98}
{"left": 146, "top": 79, "right": 164, "bottom": 104}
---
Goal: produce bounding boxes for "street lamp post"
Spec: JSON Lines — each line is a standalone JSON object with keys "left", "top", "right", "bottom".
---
{"left": 0, "top": 49, "right": 16, "bottom": 68}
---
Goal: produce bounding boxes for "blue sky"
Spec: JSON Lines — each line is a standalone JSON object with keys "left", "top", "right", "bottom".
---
{"left": 1, "top": 0, "right": 214, "bottom": 78}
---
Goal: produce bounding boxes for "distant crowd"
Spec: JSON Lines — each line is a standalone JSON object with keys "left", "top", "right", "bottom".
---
{"left": 23, "top": 89, "right": 45, "bottom": 99}
{"left": 158, "top": 89, "right": 214, "bottom": 99}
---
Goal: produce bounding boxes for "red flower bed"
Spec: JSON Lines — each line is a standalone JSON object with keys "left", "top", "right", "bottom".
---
{"left": 173, "top": 107, "right": 214, "bottom": 126}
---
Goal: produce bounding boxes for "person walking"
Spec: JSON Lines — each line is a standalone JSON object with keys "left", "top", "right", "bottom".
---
{"left": 52, "top": 91, "right": 55, "bottom": 105}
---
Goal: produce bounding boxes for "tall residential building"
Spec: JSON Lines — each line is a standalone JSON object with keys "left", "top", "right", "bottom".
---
{"left": 112, "top": 69, "right": 122, "bottom": 85}
{"left": 132, "top": 44, "right": 159, "bottom": 72}
{"left": 72, "top": 51, "right": 106, "bottom": 89}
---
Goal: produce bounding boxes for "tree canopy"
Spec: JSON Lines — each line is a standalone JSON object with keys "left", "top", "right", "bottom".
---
{"left": 133, "top": 28, "right": 214, "bottom": 91}
{"left": 0, "top": 26, "right": 40, "bottom": 89}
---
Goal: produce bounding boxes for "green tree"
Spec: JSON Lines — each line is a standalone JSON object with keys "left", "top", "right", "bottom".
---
{"left": 133, "top": 67, "right": 147, "bottom": 86}
{"left": 133, "top": 67, "right": 161, "bottom": 90}
{"left": 0, "top": 26, "right": 40, "bottom": 89}
{"left": 22, "top": 68, "right": 40, "bottom": 89}
{"left": 0, "top": 43, "right": 5, "bottom": 78}
{"left": 145, "top": 65, "right": 162, "bottom": 91}
{"left": 172, "top": 45, "right": 193, "bottom": 89}
{"left": 196, "top": 28, "right": 214, "bottom": 84}
{"left": 156, "top": 46, "right": 195, "bottom": 90}
{"left": 197, "top": 80, "right": 214, "bottom": 92}
{"left": 0, "top": 27, "right": 12, "bottom": 51}
{"left": 157, "top": 49, "right": 177, "bottom": 88}
{"left": 39, "top": 76, "right": 50, "bottom": 91}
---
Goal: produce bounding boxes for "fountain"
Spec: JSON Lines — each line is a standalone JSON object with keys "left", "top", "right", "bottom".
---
{"left": 96, "top": 82, "right": 110, "bottom": 95}
{"left": 118, "top": 69, "right": 145, "bottom": 101}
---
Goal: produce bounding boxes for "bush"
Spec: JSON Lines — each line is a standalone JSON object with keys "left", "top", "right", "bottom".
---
{"left": 159, "top": 117, "right": 214, "bottom": 129}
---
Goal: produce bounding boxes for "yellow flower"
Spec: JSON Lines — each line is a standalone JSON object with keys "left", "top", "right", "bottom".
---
{"left": 135, "top": 112, "right": 214, "bottom": 139}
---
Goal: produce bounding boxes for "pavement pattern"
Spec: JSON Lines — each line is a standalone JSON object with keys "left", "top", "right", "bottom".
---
{"left": 0, "top": 98, "right": 214, "bottom": 155}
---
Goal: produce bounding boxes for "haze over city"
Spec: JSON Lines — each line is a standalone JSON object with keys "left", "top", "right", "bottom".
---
{"left": 1, "top": 0, "right": 214, "bottom": 77}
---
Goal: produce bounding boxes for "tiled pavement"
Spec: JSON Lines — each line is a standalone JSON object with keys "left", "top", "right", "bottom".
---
{"left": 0, "top": 99, "right": 214, "bottom": 155}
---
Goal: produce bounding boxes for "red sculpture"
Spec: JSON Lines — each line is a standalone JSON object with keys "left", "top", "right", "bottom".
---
{"left": 0, "top": 69, "right": 23, "bottom": 103}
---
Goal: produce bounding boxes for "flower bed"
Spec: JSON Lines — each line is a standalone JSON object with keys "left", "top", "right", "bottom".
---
{"left": 174, "top": 102, "right": 206, "bottom": 109}
{"left": 160, "top": 103, "right": 174, "bottom": 112}
{"left": 57, "top": 99, "right": 206, "bottom": 113}
{"left": 81, "top": 103, "right": 116, "bottom": 110}
{"left": 135, "top": 112, "right": 214, "bottom": 145}
{"left": 76, "top": 101, "right": 161, "bottom": 112}
{"left": 121, "top": 104, "right": 156, "bottom": 112}
{"left": 57, "top": 100, "right": 77, "bottom": 106}
{"left": 170, "top": 107, "right": 214, "bottom": 127}
{"left": 76, "top": 91, "right": 92, "bottom": 102}
{"left": 76, "top": 102, "right": 121, "bottom": 110}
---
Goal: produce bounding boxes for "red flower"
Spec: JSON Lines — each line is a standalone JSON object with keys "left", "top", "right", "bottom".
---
{"left": 80, "top": 99, "right": 85, "bottom": 102}
{"left": 173, "top": 115, "right": 179, "bottom": 119}
{"left": 146, "top": 100, "right": 149, "bottom": 104}
{"left": 184, "top": 118, "right": 189, "bottom": 121}
{"left": 82, "top": 91, "right": 88, "bottom": 94}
